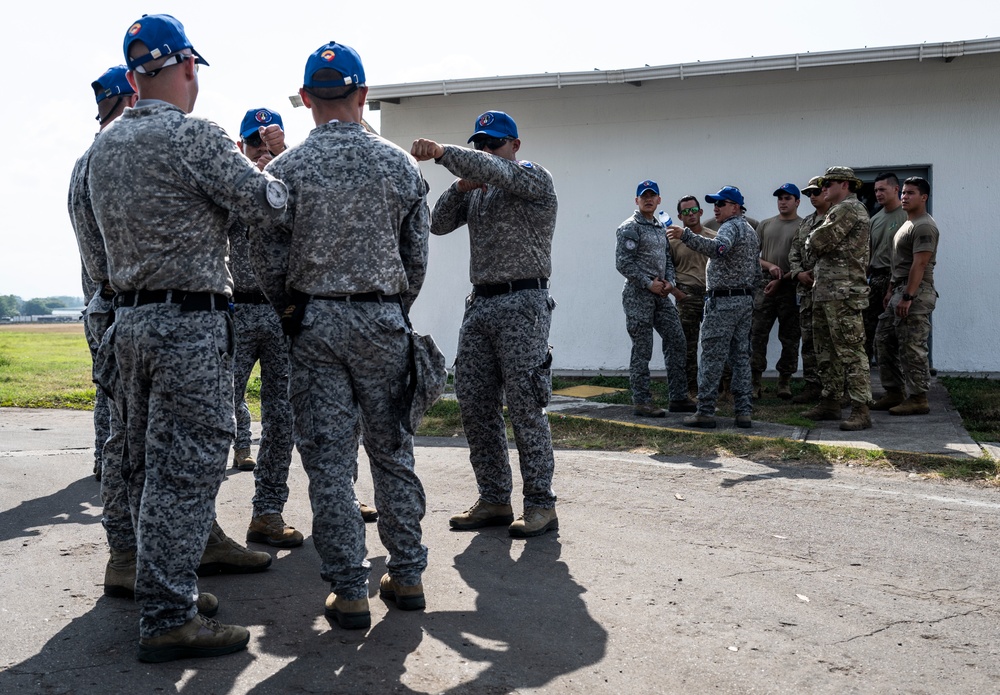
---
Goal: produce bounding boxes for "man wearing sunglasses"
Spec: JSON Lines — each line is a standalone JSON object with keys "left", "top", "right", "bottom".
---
{"left": 238, "top": 108, "right": 287, "bottom": 172}
{"left": 802, "top": 166, "right": 873, "bottom": 431}
{"left": 81, "top": 14, "right": 290, "bottom": 661}
{"left": 786, "top": 176, "right": 828, "bottom": 405}
{"left": 411, "top": 110, "right": 559, "bottom": 539}
{"left": 615, "top": 180, "right": 696, "bottom": 417}
{"left": 667, "top": 187, "right": 759, "bottom": 429}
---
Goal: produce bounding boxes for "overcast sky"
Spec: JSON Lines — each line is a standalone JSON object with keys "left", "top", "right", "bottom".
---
{"left": 3, "top": 0, "right": 993, "bottom": 299}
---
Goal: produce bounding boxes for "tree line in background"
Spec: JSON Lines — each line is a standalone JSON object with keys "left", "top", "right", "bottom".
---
{"left": 0, "top": 295, "right": 84, "bottom": 318}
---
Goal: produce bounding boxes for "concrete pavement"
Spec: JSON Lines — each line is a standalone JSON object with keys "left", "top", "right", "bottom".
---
{"left": 2, "top": 405, "right": 1000, "bottom": 694}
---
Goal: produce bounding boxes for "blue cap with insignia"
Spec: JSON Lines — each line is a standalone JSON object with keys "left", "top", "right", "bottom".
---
{"left": 240, "top": 108, "right": 283, "bottom": 140}
{"left": 123, "top": 14, "right": 208, "bottom": 73}
{"left": 91, "top": 66, "right": 134, "bottom": 104}
{"left": 705, "top": 185, "right": 745, "bottom": 206}
{"left": 468, "top": 111, "right": 518, "bottom": 142}
{"left": 303, "top": 41, "right": 366, "bottom": 90}
{"left": 773, "top": 182, "right": 800, "bottom": 199}
{"left": 636, "top": 180, "right": 659, "bottom": 197}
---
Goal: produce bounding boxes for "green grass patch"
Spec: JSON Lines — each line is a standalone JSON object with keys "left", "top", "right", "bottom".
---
{"left": 0, "top": 326, "right": 95, "bottom": 410}
{"left": 939, "top": 376, "right": 1000, "bottom": 442}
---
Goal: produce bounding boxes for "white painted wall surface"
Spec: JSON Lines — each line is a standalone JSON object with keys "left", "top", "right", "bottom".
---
{"left": 379, "top": 54, "right": 1000, "bottom": 373}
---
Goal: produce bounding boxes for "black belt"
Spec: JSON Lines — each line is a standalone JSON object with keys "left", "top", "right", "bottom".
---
{"left": 114, "top": 289, "right": 230, "bottom": 312}
{"left": 473, "top": 278, "right": 549, "bottom": 298}
{"left": 870, "top": 268, "right": 891, "bottom": 276}
{"left": 312, "top": 292, "right": 401, "bottom": 303}
{"left": 232, "top": 291, "right": 269, "bottom": 305}
{"left": 705, "top": 288, "right": 753, "bottom": 298}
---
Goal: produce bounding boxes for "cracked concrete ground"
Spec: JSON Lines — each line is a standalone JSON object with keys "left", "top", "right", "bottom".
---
{"left": 2, "top": 407, "right": 999, "bottom": 694}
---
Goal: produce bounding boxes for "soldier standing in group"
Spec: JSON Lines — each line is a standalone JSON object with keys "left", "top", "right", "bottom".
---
{"left": 873, "top": 177, "right": 939, "bottom": 416}
{"left": 81, "top": 14, "right": 288, "bottom": 662}
{"left": 786, "top": 176, "right": 828, "bottom": 405}
{"left": 670, "top": 195, "right": 717, "bottom": 398}
{"left": 865, "top": 173, "right": 907, "bottom": 365}
{"left": 615, "top": 180, "right": 696, "bottom": 417}
{"left": 411, "top": 110, "right": 559, "bottom": 538}
{"left": 667, "top": 186, "right": 759, "bottom": 429}
{"left": 252, "top": 41, "right": 430, "bottom": 630}
{"left": 802, "top": 166, "right": 873, "bottom": 431}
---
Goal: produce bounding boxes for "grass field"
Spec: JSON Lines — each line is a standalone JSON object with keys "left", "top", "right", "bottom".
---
{"left": 2, "top": 324, "right": 998, "bottom": 482}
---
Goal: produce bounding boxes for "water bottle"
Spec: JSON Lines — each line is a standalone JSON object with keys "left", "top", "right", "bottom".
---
{"left": 657, "top": 210, "right": 673, "bottom": 228}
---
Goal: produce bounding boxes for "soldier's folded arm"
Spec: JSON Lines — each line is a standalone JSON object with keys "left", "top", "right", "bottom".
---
{"left": 438, "top": 145, "right": 556, "bottom": 204}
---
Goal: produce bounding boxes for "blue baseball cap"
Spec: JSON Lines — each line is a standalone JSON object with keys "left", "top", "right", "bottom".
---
{"left": 240, "top": 108, "right": 283, "bottom": 140}
{"left": 773, "top": 183, "right": 801, "bottom": 199}
{"left": 91, "top": 66, "right": 134, "bottom": 104}
{"left": 303, "top": 41, "right": 365, "bottom": 89}
{"left": 636, "top": 180, "right": 660, "bottom": 197}
{"left": 123, "top": 14, "right": 208, "bottom": 73}
{"left": 467, "top": 111, "right": 518, "bottom": 143}
{"left": 705, "top": 186, "right": 745, "bottom": 206}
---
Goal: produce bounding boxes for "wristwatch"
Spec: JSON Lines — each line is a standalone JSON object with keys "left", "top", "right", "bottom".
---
{"left": 902, "top": 292, "right": 915, "bottom": 301}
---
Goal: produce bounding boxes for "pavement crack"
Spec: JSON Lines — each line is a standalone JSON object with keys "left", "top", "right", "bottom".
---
{"left": 837, "top": 606, "right": 990, "bottom": 643}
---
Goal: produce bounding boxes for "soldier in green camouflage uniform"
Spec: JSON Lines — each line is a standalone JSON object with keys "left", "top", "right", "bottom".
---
{"left": 802, "top": 166, "right": 873, "bottom": 430}
{"left": 252, "top": 42, "right": 430, "bottom": 629}
{"left": 412, "top": 110, "right": 559, "bottom": 539}
{"left": 80, "top": 14, "right": 289, "bottom": 661}
{"left": 785, "top": 177, "right": 827, "bottom": 404}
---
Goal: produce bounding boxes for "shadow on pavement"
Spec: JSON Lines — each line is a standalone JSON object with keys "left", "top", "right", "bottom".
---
{"left": 0, "top": 474, "right": 102, "bottom": 543}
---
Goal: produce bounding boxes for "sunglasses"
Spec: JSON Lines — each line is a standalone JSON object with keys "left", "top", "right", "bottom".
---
{"left": 473, "top": 136, "right": 511, "bottom": 151}
{"left": 821, "top": 180, "right": 840, "bottom": 189}
{"left": 135, "top": 53, "right": 197, "bottom": 77}
{"left": 244, "top": 132, "right": 264, "bottom": 148}
{"left": 714, "top": 200, "right": 734, "bottom": 208}
{"left": 679, "top": 206, "right": 701, "bottom": 215}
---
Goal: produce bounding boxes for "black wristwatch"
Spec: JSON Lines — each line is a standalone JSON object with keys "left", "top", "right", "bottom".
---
{"left": 902, "top": 292, "right": 915, "bottom": 301}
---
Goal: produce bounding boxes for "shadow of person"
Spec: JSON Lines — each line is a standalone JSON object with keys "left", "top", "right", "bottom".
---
{"left": 426, "top": 531, "right": 608, "bottom": 694}
{"left": 718, "top": 458, "right": 834, "bottom": 488}
{"left": 0, "top": 474, "right": 103, "bottom": 543}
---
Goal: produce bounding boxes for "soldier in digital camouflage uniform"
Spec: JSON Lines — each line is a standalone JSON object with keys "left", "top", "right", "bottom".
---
{"left": 615, "top": 180, "right": 695, "bottom": 417}
{"left": 667, "top": 186, "right": 759, "bottom": 429}
{"left": 802, "top": 166, "right": 873, "bottom": 431}
{"left": 251, "top": 42, "right": 430, "bottom": 630}
{"left": 68, "top": 65, "right": 136, "bottom": 598}
{"left": 226, "top": 107, "right": 302, "bottom": 550}
{"left": 411, "top": 110, "right": 559, "bottom": 539}
{"left": 785, "top": 176, "right": 828, "bottom": 404}
{"left": 669, "top": 196, "right": 719, "bottom": 397}
{"left": 80, "top": 14, "right": 289, "bottom": 662}
{"left": 873, "top": 177, "right": 939, "bottom": 416}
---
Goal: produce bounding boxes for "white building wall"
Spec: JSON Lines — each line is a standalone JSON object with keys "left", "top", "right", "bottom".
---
{"left": 379, "top": 53, "right": 1000, "bottom": 373}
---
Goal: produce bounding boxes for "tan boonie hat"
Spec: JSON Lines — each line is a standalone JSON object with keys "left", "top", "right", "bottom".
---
{"left": 801, "top": 176, "right": 823, "bottom": 195}
{"left": 823, "top": 166, "right": 863, "bottom": 187}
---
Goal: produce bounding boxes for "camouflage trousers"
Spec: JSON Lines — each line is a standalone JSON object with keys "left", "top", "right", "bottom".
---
{"left": 110, "top": 304, "right": 235, "bottom": 638}
{"left": 876, "top": 296, "right": 933, "bottom": 396}
{"left": 798, "top": 293, "right": 819, "bottom": 387}
{"left": 455, "top": 289, "right": 556, "bottom": 510}
{"left": 622, "top": 284, "right": 688, "bottom": 403}
{"left": 751, "top": 283, "right": 800, "bottom": 376}
{"left": 697, "top": 296, "right": 753, "bottom": 417}
{"left": 676, "top": 284, "right": 707, "bottom": 393}
{"left": 86, "top": 297, "right": 134, "bottom": 554}
{"left": 813, "top": 298, "right": 872, "bottom": 404}
{"left": 233, "top": 303, "right": 294, "bottom": 517}
{"left": 865, "top": 271, "right": 892, "bottom": 362}
{"left": 289, "top": 299, "right": 426, "bottom": 598}
{"left": 84, "top": 317, "right": 111, "bottom": 476}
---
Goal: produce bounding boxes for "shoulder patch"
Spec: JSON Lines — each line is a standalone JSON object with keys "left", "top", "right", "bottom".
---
{"left": 624, "top": 239, "right": 637, "bottom": 251}
{"left": 717, "top": 244, "right": 728, "bottom": 256}
{"left": 518, "top": 160, "right": 534, "bottom": 169}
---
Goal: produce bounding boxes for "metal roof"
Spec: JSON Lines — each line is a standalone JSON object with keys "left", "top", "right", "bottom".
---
{"left": 367, "top": 37, "right": 1000, "bottom": 106}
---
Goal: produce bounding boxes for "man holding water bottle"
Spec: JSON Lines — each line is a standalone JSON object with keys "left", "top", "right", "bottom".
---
{"left": 615, "top": 180, "right": 697, "bottom": 417}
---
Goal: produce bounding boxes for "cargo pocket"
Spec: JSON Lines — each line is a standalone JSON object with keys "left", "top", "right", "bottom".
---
{"left": 528, "top": 347, "right": 553, "bottom": 408}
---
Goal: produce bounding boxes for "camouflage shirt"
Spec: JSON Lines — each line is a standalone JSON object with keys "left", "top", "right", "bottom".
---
{"left": 431, "top": 145, "right": 558, "bottom": 285}
{"left": 227, "top": 220, "right": 260, "bottom": 294}
{"left": 84, "top": 100, "right": 288, "bottom": 295}
{"left": 254, "top": 121, "right": 430, "bottom": 310}
{"left": 805, "top": 194, "right": 871, "bottom": 302}
{"left": 615, "top": 210, "right": 676, "bottom": 290}
{"left": 68, "top": 137, "right": 103, "bottom": 301}
{"left": 787, "top": 211, "right": 823, "bottom": 297}
{"left": 679, "top": 214, "right": 760, "bottom": 291}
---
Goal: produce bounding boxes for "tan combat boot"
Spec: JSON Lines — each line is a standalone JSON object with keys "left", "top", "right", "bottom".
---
{"left": 324, "top": 593, "right": 371, "bottom": 630}
{"left": 840, "top": 402, "right": 872, "bottom": 431}
{"left": 104, "top": 549, "right": 137, "bottom": 599}
{"left": 791, "top": 382, "right": 822, "bottom": 404}
{"left": 801, "top": 398, "right": 842, "bottom": 421}
{"left": 232, "top": 448, "right": 256, "bottom": 472}
{"left": 197, "top": 593, "right": 219, "bottom": 618}
{"left": 359, "top": 503, "right": 378, "bottom": 523}
{"left": 889, "top": 393, "right": 930, "bottom": 416}
{"left": 379, "top": 573, "right": 426, "bottom": 611}
{"left": 634, "top": 403, "right": 666, "bottom": 417}
{"left": 872, "top": 389, "right": 906, "bottom": 411}
{"left": 449, "top": 500, "right": 514, "bottom": 530}
{"left": 751, "top": 371, "right": 763, "bottom": 399}
{"left": 137, "top": 613, "right": 250, "bottom": 663}
{"left": 247, "top": 513, "right": 304, "bottom": 548}
{"left": 508, "top": 506, "right": 559, "bottom": 538}
{"left": 198, "top": 521, "right": 272, "bottom": 576}
{"left": 776, "top": 374, "right": 792, "bottom": 400}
